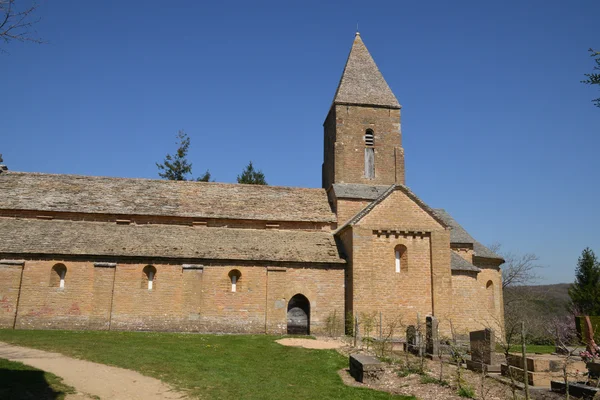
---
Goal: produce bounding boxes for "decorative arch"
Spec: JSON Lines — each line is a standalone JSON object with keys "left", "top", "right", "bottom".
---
{"left": 394, "top": 244, "right": 408, "bottom": 273}
{"left": 228, "top": 269, "right": 241, "bottom": 292}
{"left": 142, "top": 265, "right": 157, "bottom": 290}
{"left": 50, "top": 263, "right": 67, "bottom": 288}
{"left": 287, "top": 294, "right": 310, "bottom": 335}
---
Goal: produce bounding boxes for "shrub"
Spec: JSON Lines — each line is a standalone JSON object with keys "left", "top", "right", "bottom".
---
{"left": 420, "top": 374, "right": 449, "bottom": 386}
{"left": 457, "top": 385, "right": 475, "bottom": 398}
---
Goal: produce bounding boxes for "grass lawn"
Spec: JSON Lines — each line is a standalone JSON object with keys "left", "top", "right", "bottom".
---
{"left": 0, "top": 330, "right": 413, "bottom": 400}
{"left": 0, "top": 357, "right": 76, "bottom": 400}
{"left": 506, "top": 345, "right": 556, "bottom": 354}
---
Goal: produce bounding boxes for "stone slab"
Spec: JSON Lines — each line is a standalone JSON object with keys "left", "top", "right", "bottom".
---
{"left": 506, "top": 354, "right": 586, "bottom": 373}
{"left": 551, "top": 380, "right": 600, "bottom": 398}
{"left": 501, "top": 364, "right": 564, "bottom": 387}
{"left": 466, "top": 359, "right": 501, "bottom": 373}
{"left": 349, "top": 354, "right": 385, "bottom": 384}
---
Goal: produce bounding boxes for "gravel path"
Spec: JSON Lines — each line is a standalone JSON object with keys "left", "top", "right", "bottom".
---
{"left": 275, "top": 338, "right": 344, "bottom": 349}
{"left": 0, "top": 342, "right": 186, "bottom": 400}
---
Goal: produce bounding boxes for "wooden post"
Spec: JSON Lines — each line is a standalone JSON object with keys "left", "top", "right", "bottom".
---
{"left": 379, "top": 312, "right": 382, "bottom": 340}
{"left": 521, "top": 321, "right": 530, "bottom": 400}
{"left": 354, "top": 314, "right": 358, "bottom": 348}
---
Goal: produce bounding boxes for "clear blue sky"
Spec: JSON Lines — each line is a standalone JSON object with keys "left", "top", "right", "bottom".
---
{"left": 2, "top": 0, "right": 598, "bottom": 284}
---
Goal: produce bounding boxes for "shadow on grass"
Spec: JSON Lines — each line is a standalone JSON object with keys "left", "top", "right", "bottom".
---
{"left": 0, "top": 367, "right": 65, "bottom": 400}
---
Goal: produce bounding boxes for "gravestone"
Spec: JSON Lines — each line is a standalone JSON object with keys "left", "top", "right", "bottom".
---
{"left": 471, "top": 329, "right": 494, "bottom": 364}
{"left": 466, "top": 328, "right": 501, "bottom": 373}
{"left": 406, "top": 325, "right": 422, "bottom": 356}
{"left": 425, "top": 315, "right": 438, "bottom": 356}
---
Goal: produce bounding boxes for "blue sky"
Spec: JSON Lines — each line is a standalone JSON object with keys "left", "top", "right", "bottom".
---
{"left": 2, "top": 0, "right": 598, "bottom": 284}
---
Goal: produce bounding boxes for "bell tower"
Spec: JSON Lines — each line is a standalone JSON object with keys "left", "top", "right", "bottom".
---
{"left": 322, "top": 32, "right": 405, "bottom": 189}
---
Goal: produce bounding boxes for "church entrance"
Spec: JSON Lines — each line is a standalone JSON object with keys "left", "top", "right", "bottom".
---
{"left": 287, "top": 294, "right": 310, "bottom": 335}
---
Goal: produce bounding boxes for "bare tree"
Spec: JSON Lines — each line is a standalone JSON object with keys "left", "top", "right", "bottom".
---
{"left": 487, "top": 243, "right": 542, "bottom": 290}
{"left": 0, "top": 0, "right": 45, "bottom": 51}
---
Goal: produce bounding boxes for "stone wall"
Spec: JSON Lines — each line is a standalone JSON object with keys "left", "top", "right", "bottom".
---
{"left": 9, "top": 258, "right": 345, "bottom": 334}
{"left": 0, "top": 261, "right": 23, "bottom": 328}
{"left": 323, "top": 104, "right": 404, "bottom": 189}
{"left": 335, "top": 198, "right": 371, "bottom": 227}
{"left": 350, "top": 226, "right": 434, "bottom": 326}
{"left": 450, "top": 255, "right": 504, "bottom": 335}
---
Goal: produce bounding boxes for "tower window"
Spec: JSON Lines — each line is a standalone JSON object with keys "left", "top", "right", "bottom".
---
{"left": 365, "top": 129, "right": 374, "bottom": 146}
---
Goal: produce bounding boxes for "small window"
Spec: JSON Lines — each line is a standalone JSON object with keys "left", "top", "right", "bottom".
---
{"left": 486, "top": 280, "right": 495, "bottom": 310}
{"left": 394, "top": 245, "right": 407, "bottom": 273}
{"left": 143, "top": 265, "right": 157, "bottom": 290}
{"left": 50, "top": 264, "right": 67, "bottom": 288}
{"left": 228, "top": 269, "right": 241, "bottom": 292}
{"left": 365, "top": 129, "right": 374, "bottom": 146}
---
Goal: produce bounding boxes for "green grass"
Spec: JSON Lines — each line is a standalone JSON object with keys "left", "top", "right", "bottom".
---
{"left": 0, "top": 330, "right": 414, "bottom": 400}
{"left": 0, "top": 357, "right": 76, "bottom": 400}
{"left": 506, "top": 344, "right": 555, "bottom": 354}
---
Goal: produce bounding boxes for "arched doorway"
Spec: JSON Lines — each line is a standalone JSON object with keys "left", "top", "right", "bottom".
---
{"left": 287, "top": 294, "right": 310, "bottom": 335}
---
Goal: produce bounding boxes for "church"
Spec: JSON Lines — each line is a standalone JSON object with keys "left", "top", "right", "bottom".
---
{"left": 0, "top": 33, "right": 504, "bottom": 337}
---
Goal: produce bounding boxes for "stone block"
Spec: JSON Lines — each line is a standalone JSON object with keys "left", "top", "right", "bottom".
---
{"left": 501, "top": 364, "right": 563, "bottom": 387}
{"left": 349, "top": 354, "right": 385, "bottom": 384}
{"left": 551, "top": 381, "right": 600, "bottom": 398}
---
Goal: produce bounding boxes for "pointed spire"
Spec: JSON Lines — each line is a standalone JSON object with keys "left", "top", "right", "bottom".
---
{"left": 333, "top": 33, "right": 400, "bottom": 109}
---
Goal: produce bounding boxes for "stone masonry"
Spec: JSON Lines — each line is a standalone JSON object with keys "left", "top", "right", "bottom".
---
{"left": 0, "top": 32, "right": 504, "bottom": 336}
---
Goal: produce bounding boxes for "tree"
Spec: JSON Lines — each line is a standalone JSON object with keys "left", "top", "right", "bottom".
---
{"left": 236, "top": 161, "right": 267, "bottom": 185}
{"left": 196, "top": 170, "right": 211, "bottom": 182}
{"left": 1, "top": 0, "right": 44, "bottom": 51}
{"left": 582, "top": 48, "right": 600, "bottom": 108}
{"left": 488, "top": 244, "right": 541, "bottom": 290}
{"left": 156, "top": 130, "right": 211, "bottom": 181}
{"left": 569, "top": 248, "right": 600, "bottom": 315}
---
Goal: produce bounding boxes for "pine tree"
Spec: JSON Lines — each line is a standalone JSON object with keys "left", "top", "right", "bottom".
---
{"left": 582, "top": 48, "right": 600, "bottom": 108}
{"left": 196, "top": 170, "right": 212, "bottom": 182}
{"left": 157, "top": 130, "right": 212, "bottom": 181}
{"left": 569, "top": 248, "right": 600, "bottom": 315}
{"left": 236, "top": 161, "right": 267, "bottom": 185}
{"left": 156, "top": 130, "right": 193, "bottom": 181}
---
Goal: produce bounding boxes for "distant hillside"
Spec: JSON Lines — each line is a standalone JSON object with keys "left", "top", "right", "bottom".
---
{"left": 506, "top": 283, "right": 571, "bottom": 316}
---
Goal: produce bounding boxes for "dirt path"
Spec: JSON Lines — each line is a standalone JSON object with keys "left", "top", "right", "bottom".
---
{"left": 275, "top": 337, "right": 345, "bottom": 349}
{"left": 0, "top": 342, "right": 187, "bottom": 400}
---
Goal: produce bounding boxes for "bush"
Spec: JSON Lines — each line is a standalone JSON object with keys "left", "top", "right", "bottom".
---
{"left": 420, "top": 374, "right": 449, "bottom": 386}
{"left": 397, "top": 362, "right": 424, "bottom": 377}
{"left": 457, "top": 385, "right": 475, "bottom": 398}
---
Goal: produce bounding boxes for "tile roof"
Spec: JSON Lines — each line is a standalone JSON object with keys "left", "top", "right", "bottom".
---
{"left": 0, "top": 172, "right": 336, "bottom": 223}
{"left": 451, "top": 252, "right": 481, "bottom": 273}
{"left": 333, "top": 33, "right": 401, "bottom": 109}
{"left": 0, "top": 218, "right": 345, "bottom": 264}
{"left": 331, "top": 183, "right": 390, "bottom": 200}
{"left": 433, "top": 208, "right": 503, "bottom": 261}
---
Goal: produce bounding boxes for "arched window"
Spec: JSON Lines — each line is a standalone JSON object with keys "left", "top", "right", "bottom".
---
{"left": 50, "top": 264, "right": 67, "bottom": 288}
{"left": 365, "top": 129, "right": 374, "bottom": 146}
{"left": 486, "top": 280, "right": 495, "bottom": 310}
{"left": 394, "top": 245, "right": 408, "bottom": 273}
{"left": 142, "top": 265, "right": 156, "bottom": 290}
{"left": 228, "top": 269, "right": 241, "bottom": 292}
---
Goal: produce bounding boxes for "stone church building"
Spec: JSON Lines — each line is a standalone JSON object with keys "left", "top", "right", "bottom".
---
{"left": 0, "top": 33, "right": 504, "bottom": 336}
